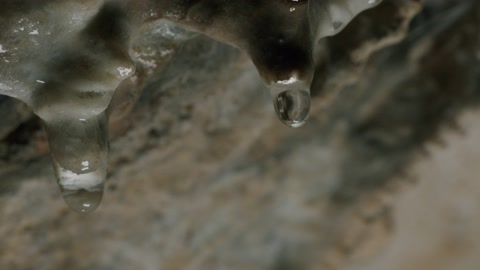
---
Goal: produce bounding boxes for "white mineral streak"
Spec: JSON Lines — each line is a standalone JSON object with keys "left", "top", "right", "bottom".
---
{"left": 270, "top": 76, "right": 309, "bottom": 99}
{"left": 277, "top": 77, "right": 298, "bottom": 85}
{"left": 56, "top": 165, "right": 104, "bottom": 192}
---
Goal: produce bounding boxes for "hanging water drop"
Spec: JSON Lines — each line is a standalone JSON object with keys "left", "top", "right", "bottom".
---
{"left": 63, "top": 189, "right": 103, "bottom": 214}
{"left": 272, "top": 89, "right": 310, "bottom": 128}
{"left": 268, "top": 77, "right": 311, "bottom": 128}
{"left": 43, "top": 112, "right": 109, "bottom": 214}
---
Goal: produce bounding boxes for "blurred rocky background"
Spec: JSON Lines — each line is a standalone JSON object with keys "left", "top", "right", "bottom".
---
{"left": 2, "top": 0, "right": 480, "bottom": 269}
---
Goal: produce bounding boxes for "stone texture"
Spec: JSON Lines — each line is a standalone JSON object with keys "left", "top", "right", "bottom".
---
{"left": 2, "top": 0, "right": 480, "bottom": 270}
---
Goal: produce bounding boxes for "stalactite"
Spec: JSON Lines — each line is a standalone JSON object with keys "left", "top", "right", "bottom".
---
{"left": 0, "top": 0, "right": 383, "bottom": 212}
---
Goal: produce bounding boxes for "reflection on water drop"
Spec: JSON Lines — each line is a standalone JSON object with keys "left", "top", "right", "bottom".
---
{"left": 273, "top": 89, "right": 310, "bottom": 128}
{"left": 63, "top": 189, "right": 103, "bottom": 213}
{"left": 54, "top": 163, "right": 106, "bottom": 213}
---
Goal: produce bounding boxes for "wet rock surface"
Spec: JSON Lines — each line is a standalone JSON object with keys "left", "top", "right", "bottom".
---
{"left": 2, "top": 0, "right": 480, "bottom": 269}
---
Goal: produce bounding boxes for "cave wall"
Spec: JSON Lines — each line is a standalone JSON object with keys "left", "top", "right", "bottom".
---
{"left": 2, "top": 0, "right": 480, "bottom": 269}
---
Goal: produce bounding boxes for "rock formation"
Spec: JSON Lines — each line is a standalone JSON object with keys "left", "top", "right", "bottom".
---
{"left": 1, "top": 0, "right": 480, "bottom": 269}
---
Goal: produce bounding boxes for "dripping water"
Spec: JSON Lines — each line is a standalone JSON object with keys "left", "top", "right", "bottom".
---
{"left": 43, "top": 112, "right": 109, "bottom": 213}
{"left": 268, "top": 78, "right": 311, "bottom": 128}
{"left": 273, "top": 89, "right": 310, "bottom": 128}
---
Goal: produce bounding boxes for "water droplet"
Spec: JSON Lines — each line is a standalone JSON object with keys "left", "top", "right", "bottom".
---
{"left": 54, "top": 161, "right": 106, "bottom": 213}
{"left": 43, "top": 112, "right": 109, "bottom": 214}
{"left": 63, "top": 188, "right": 103, "bottom": 214}
{"left": 272, "top": 89, "right": 310, "bottom": 128}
